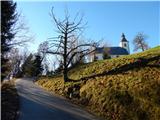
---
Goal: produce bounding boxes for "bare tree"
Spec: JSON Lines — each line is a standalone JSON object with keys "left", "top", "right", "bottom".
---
{"left": 38, "top": 42, "right": 48, "bottom": 62}
{"left": 7, "top": 48, "right": 21, "bottom": 79}
{"left": 8, "top": 11, "right": 35, "bottom": 48}
{"left": 133, "top": 32, "right": 149, "bottom": 51}
{"left": 7, "top": 47, "right": 31, "bottom": 78}
{"left": 40, "top": 7, "right": 96, "bottom": 82}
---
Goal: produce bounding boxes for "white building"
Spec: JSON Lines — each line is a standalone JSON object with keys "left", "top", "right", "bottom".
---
{"left": 89, "top": 33, "right": 130, "bottom": 62}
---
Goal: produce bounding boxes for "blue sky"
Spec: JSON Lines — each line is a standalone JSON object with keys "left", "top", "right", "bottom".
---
{"left": 16, "top": 1, "right": 160, "bottom": 54}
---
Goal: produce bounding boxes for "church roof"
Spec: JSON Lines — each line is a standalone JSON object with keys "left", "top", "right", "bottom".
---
{"left": 96, "top": 47, "right": 129, "bottom": 55}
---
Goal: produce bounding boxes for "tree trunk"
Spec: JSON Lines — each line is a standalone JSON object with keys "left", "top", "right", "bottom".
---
{"left": 63, "top": 68, "right": 68, "bottom": 82}
{"left": 63, "top": 29, "right": 68, "bottom": 82}
{"left": 140, "top": 42, "right": 145, "bottom": 51}
{"left": 141, "top": 45, "right": 145, "bottom": 51}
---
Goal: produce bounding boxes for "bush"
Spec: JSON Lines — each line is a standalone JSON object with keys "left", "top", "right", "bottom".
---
{"left": 1, "top": 81, "right": 19, "bottom": 120}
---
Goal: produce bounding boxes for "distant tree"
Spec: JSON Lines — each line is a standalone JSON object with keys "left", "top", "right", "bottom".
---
{"left": 32, "top": 54, "right": 44, "bottom": 76}
{"left": 70, "top": 45, "right": 86, "bottom": 67}
{"left": 43, "top": 63, "right": 49, "bottom": 75}
{"left": 46, "top": 70, "right": 55, "bottom": 76}
{"left": 103, "top": 47, "right": 110, "bottom": 59}
{"left": 21, "top": 54, "right": 34, "bottom": 76}
{"left": 133, "top": 32, "right": 149, "bottom": 51}
{"left": 40, "top": 7, "right": 96, "bottom": 82}
{"left": 78, "top": 52, "right": 86, "bottom": 63}
{"left": 21, "top": 53, "right": 43, "bottom": 77}
{"left": 7, "top": 48, "right": 22, "bottom": 78}
{"left": 53, "top": 60, "right": 63, "bottom": 75}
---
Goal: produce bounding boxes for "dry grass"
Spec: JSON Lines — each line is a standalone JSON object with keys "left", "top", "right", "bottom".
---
{"left": 36, "top": 46, "right": 160, "bottom": 120}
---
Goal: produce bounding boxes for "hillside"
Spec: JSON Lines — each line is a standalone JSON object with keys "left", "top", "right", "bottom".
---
{"left": 36, "top": 46, "right": 160, "bottom": 120}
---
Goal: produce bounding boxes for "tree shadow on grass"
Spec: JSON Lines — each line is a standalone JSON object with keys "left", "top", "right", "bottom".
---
{"left": 68, "top": 55, "right": 160, "bottom": 83}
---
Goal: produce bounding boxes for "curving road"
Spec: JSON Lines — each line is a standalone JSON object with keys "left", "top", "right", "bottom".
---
{"left": 15, "top": 78, "right": 101, "bottom": 120}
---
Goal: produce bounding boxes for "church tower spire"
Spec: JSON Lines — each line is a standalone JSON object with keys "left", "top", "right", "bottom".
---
{"left": 121, "top": 33, "right": 127, "bottom": 42}
{"left": 119, "top": 33, "right": 130, "bottom": 54}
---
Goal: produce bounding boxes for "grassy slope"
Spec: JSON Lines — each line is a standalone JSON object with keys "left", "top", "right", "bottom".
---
{"left": 1, "top": 80, "right": 19, "bottom": 120}
{"left": 36, "top": 46, "right": 160, "bottom": 120}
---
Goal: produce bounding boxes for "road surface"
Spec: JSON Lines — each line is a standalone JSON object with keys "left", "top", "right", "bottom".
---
{"left": 15, "top": 78, "right": 101, "bottom": 120}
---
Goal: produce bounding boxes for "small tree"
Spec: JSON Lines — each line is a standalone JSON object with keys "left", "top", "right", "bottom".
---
{"left": 103, "top": 47, "right": 110, "bottom": 59}
{"left": 43, "top": 63, "right": 50, "bottom": 75}
{"left": 53, "top": 60, "right": 63, "bottom": 75}
{"left": 41, "top": 7, "right": 96, "bottom": 82}
{"left": 21, "top": 53, "right": 43, "bottom": 77}
{"left": 7, "top": 48, "right": 22, "bottom": 78}
{"left": 21, "top": 54, "right": 34, "bottom": 76}
{"left": 133, "top": 32, "right": 149, "bottom": 51}
{"left": 32, "top": 54, "right": 44, "bottom": 76}
{"left": 102, "top": 43, "right": 110, "bottom": 59}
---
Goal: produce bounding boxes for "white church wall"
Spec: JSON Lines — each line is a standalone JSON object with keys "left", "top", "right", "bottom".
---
{"left": 88, "top": 54, "right": 128, "bottom": 62}
{"left": 110, "top": 55, "right": 118, "bottom": 58}
{"left": 110, "top": 55, "right": 125, "bottom": 58}
{"left": 119, "top": 41, "right": 130, "bottom": 54}
{"left": 96, "top": 53, "right": 103, "bottom": 60}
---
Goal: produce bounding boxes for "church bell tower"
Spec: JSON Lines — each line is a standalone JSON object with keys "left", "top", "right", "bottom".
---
{"left": 119, "top": 33, "right": 130, "bottom": 54}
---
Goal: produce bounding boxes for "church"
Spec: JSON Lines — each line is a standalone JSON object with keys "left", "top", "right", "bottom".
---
{"left": 89, "top": 33, "right": 130, "bottom": 62}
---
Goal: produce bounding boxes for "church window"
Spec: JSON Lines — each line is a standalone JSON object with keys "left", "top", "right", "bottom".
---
{"left": 124, "top": 43, "right": 126, "bottom": 47}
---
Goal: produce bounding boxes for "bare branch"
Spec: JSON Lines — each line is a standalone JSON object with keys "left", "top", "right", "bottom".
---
{"left": 50, "top": 7, "right": 66, "bottom": 33}
{"left": 67, "top": 49, "right": 89, "bottom": 67}
{"left": 66, "top": 44, "right": 94, "bottom": 57}
{"left": 46, "top": 51, "right": 63, "bottom": 56}
{"left": 79, "top": 49, "right": 96, "bottom": 62}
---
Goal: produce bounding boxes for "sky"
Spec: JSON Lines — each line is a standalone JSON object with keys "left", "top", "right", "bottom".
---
{"left": 16, "top": 1, "right": 160, "bottom": 55}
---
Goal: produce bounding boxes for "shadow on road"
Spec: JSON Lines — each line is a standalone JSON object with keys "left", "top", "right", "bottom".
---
{"left": 16, "top": 78, "right": 101, "bottom": 120}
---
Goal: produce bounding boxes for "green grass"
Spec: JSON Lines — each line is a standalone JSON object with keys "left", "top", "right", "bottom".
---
{"left": 36, "top": 46, "right": 160, "bottom": 120}
{"left": 1, "top": 80, "right": 19, "bottom": 120}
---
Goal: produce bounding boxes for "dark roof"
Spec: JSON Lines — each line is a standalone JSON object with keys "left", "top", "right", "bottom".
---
{"left": 96, "top": 47, "right": 129, "bottom": 55}
{"left": 121, "top": 33, "right": 128, "bottom": 42}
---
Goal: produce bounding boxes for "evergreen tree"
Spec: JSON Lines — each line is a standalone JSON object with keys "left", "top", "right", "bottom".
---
{"left": 21, "top": 54, "right": 43, "bottom": 77}
{"left": 21, "top": 54, "right": 34, "bottom": 77}
{"left": 32, "top": 54, "right": 43, "bottom": 76}
{"left": 1, "top": 1, "right": 18, "bottom": 80}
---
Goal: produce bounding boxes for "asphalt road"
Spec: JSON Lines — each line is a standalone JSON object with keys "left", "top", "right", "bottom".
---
{"left": 15, "top": 78, "right": 100, "bottom": 120}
